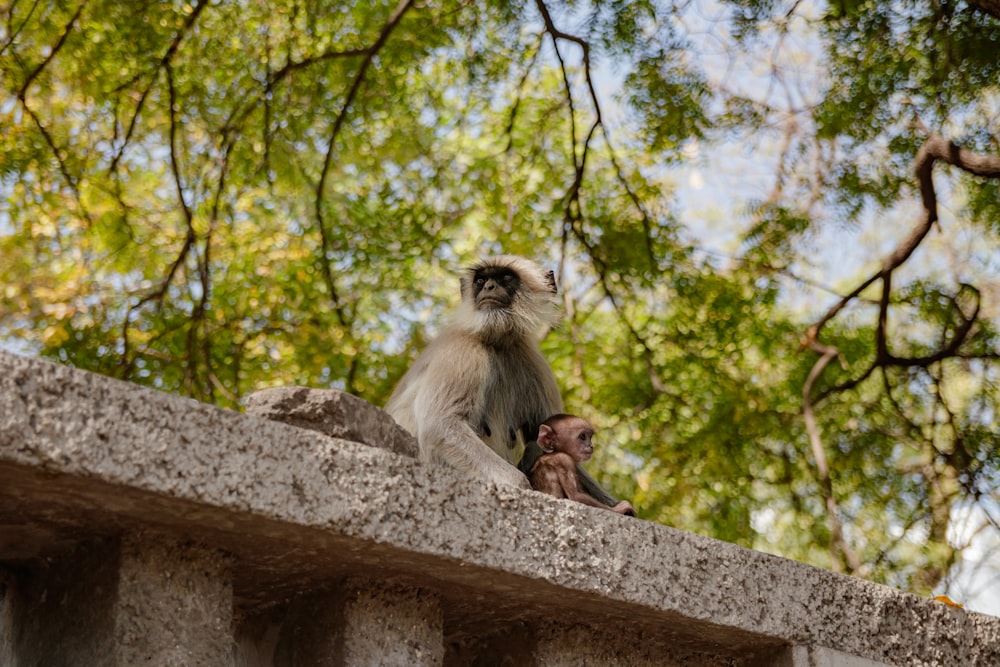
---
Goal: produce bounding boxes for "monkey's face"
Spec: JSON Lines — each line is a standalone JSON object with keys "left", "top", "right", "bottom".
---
{"left": 555, "top": 418, "right": 595, "bottom": 463}
{"left": 457, "top": 255, "right": 560, "bottom": 343}
{"left": 472, "top": 266, "right": 521, "bottom": 311}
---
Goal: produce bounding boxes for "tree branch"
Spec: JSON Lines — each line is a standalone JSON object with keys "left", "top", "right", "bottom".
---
{"left": 967, "top": 0, "right": 1000, "bottom": 20}
{"left": 503, "top": 36, "right": 543, "bottom": 154}
{"left": 799, "top": 133, "right": 1000, "bottom": 570}
{"left": 268, "top": 46, "right": 375, "bottom": 88}
{"left": 16, "top": 2, "right": 86, "bottom": 99}
{"left": 314, "top": 0, "right": 414, "bottom": 329}
{"left": 14, "top": 3, "right": 91, "bottom": 221}
{"left": 536, "top": 0, "right": 608, "bottom": 231}
{"left": 0, "top": 0, "right": 42, "bottom": 58}
{"left": 802, "top": 340, "right": 862, "bottom": 573}
{"left": 120, "top": 63, "right": 198, "bottom": 379}
{"left": 535, "top": 0, "right": 659, "bottom": 277}
{"left": 804, "top": 134, "right": 1000, "bottom": 356}
{"left": 109, "top": 0, "right": 206, "bottom": 173}
{"left": 217, "top": 42, "right": 381, "bottom": 144}
{"left": 19, "top": 103, "right": 90, "bottom": 221}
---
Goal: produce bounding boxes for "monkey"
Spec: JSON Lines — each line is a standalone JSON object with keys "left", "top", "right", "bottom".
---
{"left": 529, "top": 414, "right": 636, "bottom": 516}
{"left": 385, "top": 254, "right": 619, "bottom": 507}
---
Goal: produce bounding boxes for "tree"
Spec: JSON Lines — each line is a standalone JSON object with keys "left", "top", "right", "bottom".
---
{"left": 1, "top": 0, "right": 998, "bottom": 611}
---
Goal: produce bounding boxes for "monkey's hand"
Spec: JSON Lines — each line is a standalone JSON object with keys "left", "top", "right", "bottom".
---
{"left": 613, "top": 501, "right": 637, "bottom": 517}
{"left": 491, "top": 464, "right": 532, "bottom": 490}
{"left": 453, "top": 440, "right": 532, "bottom": 491}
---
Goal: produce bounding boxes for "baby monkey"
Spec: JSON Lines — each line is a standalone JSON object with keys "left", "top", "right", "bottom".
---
{"left": 529, "top": 414, "right": 636, "bottom": 516}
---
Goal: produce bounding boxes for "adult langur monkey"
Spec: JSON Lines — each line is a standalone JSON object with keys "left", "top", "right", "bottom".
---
{"left": 386, "top": 255, "right": 618, "bottom": 505}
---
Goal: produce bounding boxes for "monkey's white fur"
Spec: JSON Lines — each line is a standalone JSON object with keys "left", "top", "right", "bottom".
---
{"left": 385, "top": 255, "right": 563, "bottom": 489}
{"left": 455, "top": 255, "right": 561, "bottom": 344}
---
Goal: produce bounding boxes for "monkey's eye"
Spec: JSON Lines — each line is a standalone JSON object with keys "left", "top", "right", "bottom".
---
{"left": 578, "top": 433, "right": 587, "bottom": 441}
{"left": 502, "top": 273, "right": 514, "bottom": 285}
{"left": 474, "top": 278, "right": 485, "bottom": 287}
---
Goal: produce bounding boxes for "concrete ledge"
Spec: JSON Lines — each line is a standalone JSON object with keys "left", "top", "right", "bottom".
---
{"left": 1, "top": 351, "right": 997, "bottom": 665}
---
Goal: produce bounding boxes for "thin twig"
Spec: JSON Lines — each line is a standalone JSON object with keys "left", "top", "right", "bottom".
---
{"left": 15, "top": 3, "right": 91, "bottom": 221}
{"left": 314, "top": 0, "right": 414, "bottom": 329}
{"left": 16, "top": 1, "right": 86, "bottom": 99}
{"left": 0, "top": 0, "right": 43, "bottom": 58}
{"left": 802, "top": 340, "right": 863, "bottom": 573}
{"left": 110, "top": 0, "right": 206, "bottom": 173}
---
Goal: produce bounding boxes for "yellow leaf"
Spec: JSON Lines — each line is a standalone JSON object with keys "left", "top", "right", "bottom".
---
{"left": 932, "top": 595, "right": 964, "bottom": 609}
{"left": 42, "top": 325, "right": 69, "bottom": 346}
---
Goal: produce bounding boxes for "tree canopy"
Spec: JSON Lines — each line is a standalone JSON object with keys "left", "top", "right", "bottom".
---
{"left": 2, "top": 0, "right": 999, "bottom": 613}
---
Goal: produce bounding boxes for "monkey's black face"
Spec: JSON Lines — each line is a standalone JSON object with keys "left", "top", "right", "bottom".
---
{"left": 473, "top": 267, "right": 521, "bottom": 311}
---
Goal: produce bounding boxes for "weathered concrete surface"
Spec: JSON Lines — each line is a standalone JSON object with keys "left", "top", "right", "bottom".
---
{"left": 245, "top": 385, "right": 419, "bottom": 458}
{"left": 773, "top": 646, "right": 889, "bottom": 667}
{"left": 533, "top": 621, "right": 681, "bottom": 666}
{"left": 1, "top": 539, "right": 119, "bottom": 665}
{"left": 340, "top": 578, "right": 444, "bottom": 665}
{"left": 115, "top": 531, "right": 233, "bottom": 666}
{"left": 233, "top": 578, "right": 443, "bottom": 666}
{"left": 0, "top": 533, "right": 233, "bottom": 667}
{"left": 1, "top": 350, "right": 998, "bottom": 666}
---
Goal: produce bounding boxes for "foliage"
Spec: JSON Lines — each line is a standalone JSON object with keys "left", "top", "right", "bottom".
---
{"left": 2, "top": 0, "right": 999, "bottom": 610}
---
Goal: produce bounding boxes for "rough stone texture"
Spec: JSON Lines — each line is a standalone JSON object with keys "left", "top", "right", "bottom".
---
{"left": 532, "top": 620, "right": 722, "bottom": 666}
{"left": 341, "top": 578, "right": 444, "bottom": 665}
{"left": 789, "top": 646, "right": 889, "bottom": 667}
{"left": 115, "top": 531, "right": 234, "bottom": 667}
{"left": 0, "top": 539, "right": 119, "bottom": 666}
{"left": 236, "top": 588, "right": 346, "bottom": 666}
{"left": 1, "top": 350, "right": 999, "bottom": 666}
{"left": 752, "top": 645, "right": 893, "bottom": 667}
{"left": 245, "top": 385, "right": 419, "bottom": 458}
{"left": 0, "top": 533, "right": 232, "bottom": 667}
{"left": 235, "top": 579, "right": 442, "bottom": 666}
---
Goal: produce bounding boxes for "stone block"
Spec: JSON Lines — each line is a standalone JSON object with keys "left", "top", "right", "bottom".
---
{"left": 340, "top": 578, "right": 443, "bottom": 666}
{"left": 115, "top": 531, "right": 233, "bottom": 667}
{"left": 245, "top": 386, "right": 419, "bottom": 458}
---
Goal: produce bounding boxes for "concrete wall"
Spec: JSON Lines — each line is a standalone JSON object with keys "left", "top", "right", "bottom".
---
{"left": 0, "top": 350, "right": 996, "bottom": 666}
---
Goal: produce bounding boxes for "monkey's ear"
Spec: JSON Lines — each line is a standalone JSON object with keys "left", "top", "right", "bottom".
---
{"left": 544, "top": 270, "right": 557, "bottom": 294}
{"left": 538, "top": 423, "right": 556, "bottom": 451}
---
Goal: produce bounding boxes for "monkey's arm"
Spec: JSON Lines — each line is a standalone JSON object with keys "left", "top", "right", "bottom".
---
{"left": 527, "top": 458, "right": 566, "bottom": 498}
{"left": 418, "top": 410, "right": 531, "bottom": 489}
{"left": 410, "top": 348, "right": 531, "bottom": 489}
